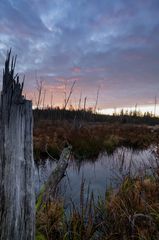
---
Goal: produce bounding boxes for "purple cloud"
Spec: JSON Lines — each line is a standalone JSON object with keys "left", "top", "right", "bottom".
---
{"left": 0, "top": 0, "right": 159, "bottom": 109}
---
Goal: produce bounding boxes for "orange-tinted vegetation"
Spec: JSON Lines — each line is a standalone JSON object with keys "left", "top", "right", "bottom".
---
{"left": 36, "top": 165, "right": 159, "bottom": 240}
{"left": 34, "top": 120, "right": 158, "bottom": 160}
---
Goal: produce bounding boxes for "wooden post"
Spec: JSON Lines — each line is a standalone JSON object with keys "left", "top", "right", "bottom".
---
{"left": 0, "top": 50, "right": 35, "bottom": 239}
{"left": 36, "top": 145, "right": 72, "bottom": 210}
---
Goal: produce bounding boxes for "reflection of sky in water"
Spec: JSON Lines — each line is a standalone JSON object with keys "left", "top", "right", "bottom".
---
{"left": 35, "top": 147, "right": 156, "bottom": 204}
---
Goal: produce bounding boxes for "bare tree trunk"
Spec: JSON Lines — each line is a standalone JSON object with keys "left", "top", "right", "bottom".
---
{"left": 64, "top": 80, "right": 76, "bottom": 110}
{"left": 42, "top": 89, "right": 46, "bottom": 109}
{"left": 94, "top": 85, "right": 100, "bottom": 113}
{"left": 36, "top": 79, "right": 44, "bottom": 109}
{"left": 78, "top": 90, "right": 82, "bottom": 110}
{"left": 51, "top": 91, "right": 53, "bottom": 109}
{"left": 0, "top": 51, "right": 35, "bottom": 240}
{"left": 36, "top": 146, "right": 71, "bottom": 210}
{"left": 84, "top": 96, "right": 87, "bottom": 111}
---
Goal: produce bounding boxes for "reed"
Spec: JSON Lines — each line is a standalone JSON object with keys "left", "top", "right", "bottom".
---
{"left": 36, "top": 146, "right": 159, "bottom": 240}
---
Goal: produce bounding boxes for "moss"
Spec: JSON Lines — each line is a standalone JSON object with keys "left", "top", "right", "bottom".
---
{"left": 36, "top": 232, "right": 46, "bottom": 240}
{"left": 36, "top": 185, "right": 45, "bottom": 211}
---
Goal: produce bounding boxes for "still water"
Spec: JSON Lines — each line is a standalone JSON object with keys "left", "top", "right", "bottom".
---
{"left": 35, "top": 147, "right": 156, "bottom": 204}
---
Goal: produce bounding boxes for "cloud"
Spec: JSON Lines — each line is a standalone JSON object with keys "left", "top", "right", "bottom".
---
{"left": 0, "top": 0, "right": 159, "bottom": 109}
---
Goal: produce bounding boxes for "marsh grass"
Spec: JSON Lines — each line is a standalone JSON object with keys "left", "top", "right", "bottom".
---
{"left": 36, "top": 145, "right": 159, "bottom": 240}
{"left": 36, "top": 199, "right": 64, "bottom": 240}
{"left": 97, "top": 177, "right": 159, "bottom": 239}
{"left": 34, "top": 121, "right": 156, "bottom": 161}
{"left": 63, "top": 182, "right": 97, "bottom": 240}
{"left": 36, "top": 176, "right": 159, "bottom": 239}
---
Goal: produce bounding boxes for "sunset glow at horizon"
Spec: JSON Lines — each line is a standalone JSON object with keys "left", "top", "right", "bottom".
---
{"left": 99, "top": 104, "right": 159, "bottom": 116}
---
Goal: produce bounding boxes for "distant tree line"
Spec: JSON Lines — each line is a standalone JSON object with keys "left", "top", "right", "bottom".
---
{"left": 33, "top": 107, "right": 159, "bottom": 126}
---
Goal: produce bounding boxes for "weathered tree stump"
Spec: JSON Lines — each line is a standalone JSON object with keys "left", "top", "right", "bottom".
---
{"left": 0, "top": 50, "right": 35, "bottom": 240}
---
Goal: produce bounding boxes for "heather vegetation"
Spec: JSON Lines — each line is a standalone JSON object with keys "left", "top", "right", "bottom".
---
{"left": 33, "top": 109, "right": 159, "bottom": 160}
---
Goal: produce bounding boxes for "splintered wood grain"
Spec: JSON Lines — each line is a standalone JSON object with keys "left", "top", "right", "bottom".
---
{"left": 0, "top": 50, "right": 35, "bottom": 240}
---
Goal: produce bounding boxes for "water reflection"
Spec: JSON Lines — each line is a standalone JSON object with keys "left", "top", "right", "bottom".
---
{"left": 35, "top": 147, "right": 156, "bottom": 204}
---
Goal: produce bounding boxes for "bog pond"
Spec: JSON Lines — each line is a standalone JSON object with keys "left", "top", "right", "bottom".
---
{"left": 35, "top": 146, "right": 157, "bottom": 205}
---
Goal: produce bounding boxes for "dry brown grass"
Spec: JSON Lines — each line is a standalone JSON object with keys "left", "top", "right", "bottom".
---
{"left": 98, "top": 176, "right": 159, "bottom": 240}
{"left": 36, "top": 173, "right": 159, "bottom": 240}
{"left": 36, "top": 199, "right": 64, "bottom": 240}
{"left": 34, "top": 120, "right": 157, "bottom": 160}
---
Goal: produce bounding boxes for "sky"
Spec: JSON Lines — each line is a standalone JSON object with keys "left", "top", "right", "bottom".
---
{"left": 0, "top": 0, "right": 159, "bottom": 112}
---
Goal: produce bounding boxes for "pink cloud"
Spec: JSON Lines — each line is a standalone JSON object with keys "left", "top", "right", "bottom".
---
{"left": 72, "top": 67, "right": 81, "bottom": 73}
